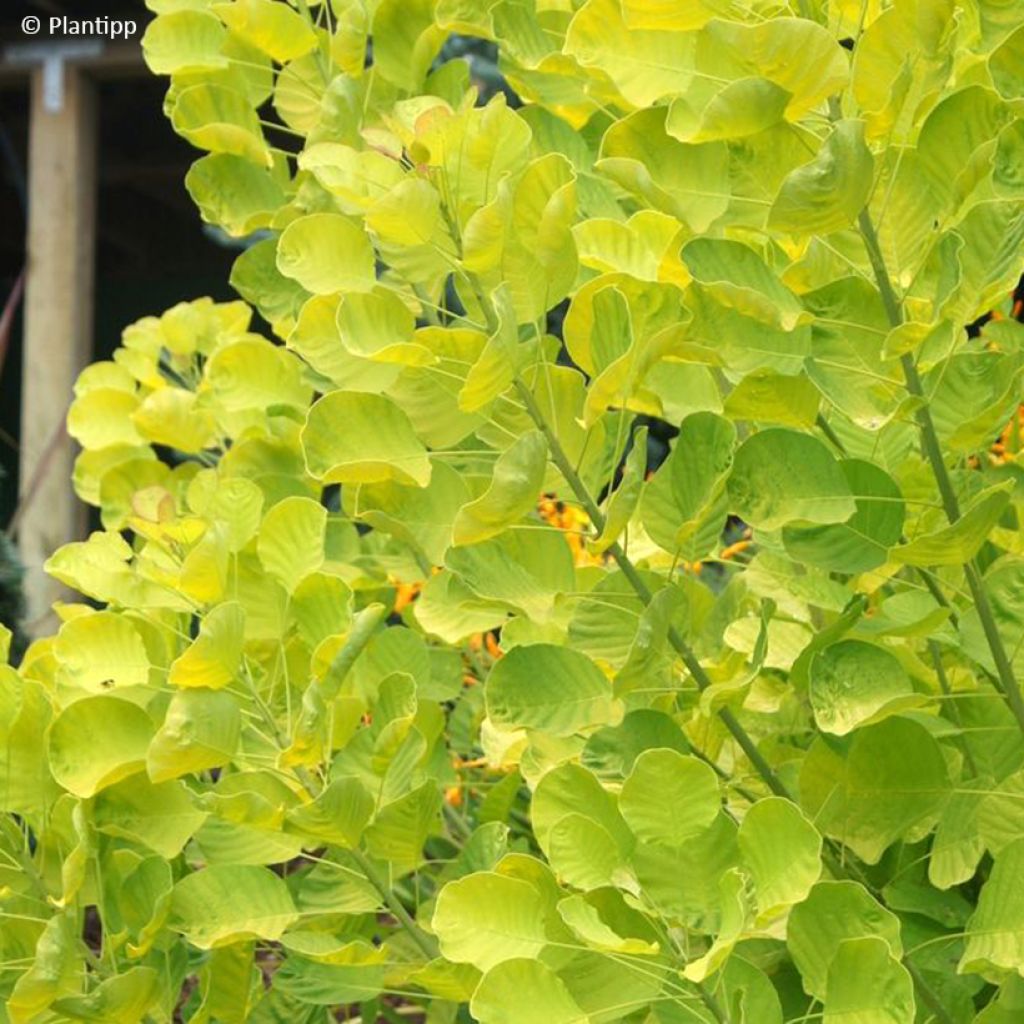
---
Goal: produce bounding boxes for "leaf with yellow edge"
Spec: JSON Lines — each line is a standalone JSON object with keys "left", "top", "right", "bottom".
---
{"left": 204, "top": 337, "right": 310, "bottom": 412}
{"left": 769, "top": 120, "right": 875, "bottom": 236}
{"left": 697, "top": 18, "right": 849, "bottom": 119}
{"left": 169, "top": 864, "right": 298, "bottom": 949}
{"left": 48, "top": 695, "right": 155, "bottom": 798}
{"left": 302, "top": 391, "right": 431, "bottom": 487}
{"left": 892, "top": 482, "right": 1014, "bottom": 567}
{"left": 453, "top": 431, "right": 547, "bottom": 546}
{"left": 337, "top": 287, "right": 434, "bottom": 366}
{"left": 68, "top": 388, "right": 143, "bottom": 450}
{"left": 257, "top": 496, "right": 326, "bottom": 594}
{"left": 433, "top": 872, "right": 556, "bottom": 971}
{"left": 683, "top": 868, "right": 751, "bottom": 982}
{"left": 566, "top": 0, "right": 696, "bottom": 106}
{"left": 573, "top": 212, "right": 688, "bottom": 284}
{"left": 667, "top": 77, "right": 791, "bottom": 144}
{"left": 371, "top": 0, "right": 446, "bottom": 91}
{"left": 621, "top": 0, "right": 731, "bottom": 30}
{"left": 597, "top": 109, "right": 730, "bottom": 233}
{"left": 471, "top": 959, "right": 589, "bottom": 1024}
{"left": 738, "top": 798, "right": 822, "bottom": 919}
{"left": 458, "top": 286, "right": 521, "bottom": 413}
{"left": 276, "top": 214, "right": 377, "bottom": 296}
{"left": 287, "top": 294, "right": 400, "bottom": 391}
{"left": 51, "top": 966, "right": 161, "bottom": 1024}
{"left": 179, "top": 522, "right": 230, "bottom": 604}
{"left": 147, "top": 688, "right": 242, "bottom": 782}
{"left": 284, "top": 777, "right": 374, "bottom": 848}
{"left": 93, "top": 774, "right": 207, "bottom": 858}
{"left": 6, "top": 914, "right": 79, "bottom": 1023}
{"left": 53, "top": 611, "right": 150, "bottom": 692}
{"left": 212, "top": 0, "right": 317, "bottom": 62}
{"left": 143, "top": 10, "right": 227, "bottom": 74}
{"left": 168, "top": 601, "right": 245, "bottom": 689}
{"left": 171, "top": 83, "right": 271, "bottom": 167}
{"left": 132, "top": 388, "right": 217, "bottom": 453}
{"left": 682, "top": 238, "right": 810, "bottom": 331}
{"left": 299, "top": 143, "right": 405, "bottom": 213}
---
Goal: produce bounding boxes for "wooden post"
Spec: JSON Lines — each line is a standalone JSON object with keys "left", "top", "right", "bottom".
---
{"left": 18, "top": 57, "right": 97, "bottom": 629}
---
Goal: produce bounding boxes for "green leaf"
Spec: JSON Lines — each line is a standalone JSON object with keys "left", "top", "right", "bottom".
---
{"left": 619, "top": 748, "right": 720, "bottom": 847}
{"left": 257, "top": 495, "right": 327, "bottom": 593}
{"left": 93, "top": 774, "right": 206, "bottom": 858}
{"left": 284, "top": 778, "right": 373, "bottom": 850}
{"left": 453, "top": 431, "right": 548, "bottom": 546}
{"left": 728, "top": 429, "right": 856, "bottom": 530}
{"left": 723, "top": 370, "right": 821, "bottom": 428}
{"left": 445, "top": 527, "right": 575, "bottom": 621}
{"left": 185, "top": 153, "right": 286, "bottom": 236}
{"left": 597, "top": 108, "right": 730, "bottom": 232}
{"left": 169, "top": 865, "right": 298, "bottom": 948}
{"left": 363, "top": 781, "right": 442, "bottom": 874}
{"left": 6, "top": 913, "right": 79, "bottom": 1023}
{"left": 433, "top": 872, "right": 556, "bottom": 972}
{"left": 356, "top": 460, "right": 469, "bottom": 566}
{"left": 48, "top": 695, "right": 155, "bottom": 798}
{"left": 738, "top": 797, "right": 822, "bottom": 919}
{"left": 302, "top": 391, "right": 431, "bottom": 487}
{"left": 640, "top": 411, "right": 735, "bottom": 558}
{"left": 667, "top": 77, "right": 791, "bottom": 144}
{"left": 53, "top": 611, "right": 150, "bottom": 692}
{"left": 800, "top": 717, "right": 949, "bottom": 864}
{"left": 892, "top": 482, "right": 1014, "bottom": 567}
{"left": 486, "top": 644, "right": 621, "bottom": 737}
{"left": 276, "top": 214, "right": 376, "bottom": 295}
{"left": 212, "top": 0, "right": 318, "bottom": 62}
{"left": 783, "top": 459, "right": 905, "bottom": 573}
{"left": 682, "top": 238, "right": 809, "bottom": 331}
{"left": 52, "top": 966, "right": 160, "bottom": 1024}
{"left": 769, "top": 120, "right": 875, "bottom": 235}
{"left": 336, "top": 287, "right": 433, "bottom": 366}
{"left": 171, "top": 83, "right": 270, "bottom": 167}
{"left": 143, "top": 10, "right": 227, "bottom": 74}
{"left": 147, "top": 688, "right": 242, "bottom": 782}
{"left": 169, "top": 601, "right": 245, "bottom": 689}
{"left": 470, "top": 959, "right": 589, "bottom": 1024}
{"left": 961, "top": 837, "right": 1024, "bottom": 976}
{"left": 788, "top": 881, "right": 904, "bottom": 1001}
{"left": 823, "top": 937, "right": 915, "bottom": 1024}
{"left": 590, "top": 426, "right": 647, "bottom": 555}
{"left": 809, "top": 640, "right": 919, "bottom": 736}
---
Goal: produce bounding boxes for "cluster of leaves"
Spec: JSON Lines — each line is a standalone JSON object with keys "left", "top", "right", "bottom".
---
{"left": 6, "top": 0, "right": 1024, "bottom": 1021}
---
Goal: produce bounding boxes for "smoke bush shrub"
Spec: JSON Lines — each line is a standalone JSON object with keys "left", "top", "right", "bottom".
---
{"left": 3, "top": 0, "right": 1024, "bottom": 1021}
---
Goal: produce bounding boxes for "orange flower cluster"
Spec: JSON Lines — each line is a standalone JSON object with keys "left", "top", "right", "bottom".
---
{"left": 537, "top": 493, "right": 605, "bottom": 566}
{"left": 989, "top": 406, "right": 1024, "bottom": 466}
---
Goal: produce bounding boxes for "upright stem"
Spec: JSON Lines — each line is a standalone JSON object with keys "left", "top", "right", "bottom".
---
{"left": 857, "top": 209, "right": 1024, "bottom": 736}
{"left": 513, "top": 379, "right": 791, "bottom": 800}
{"left": 350, "top": 849, "right": 439, "bottom": 959}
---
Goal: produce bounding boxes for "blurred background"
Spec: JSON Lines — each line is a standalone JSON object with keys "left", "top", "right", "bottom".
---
{"left": 1, "top": 2, "right": 240, "bottom": 640}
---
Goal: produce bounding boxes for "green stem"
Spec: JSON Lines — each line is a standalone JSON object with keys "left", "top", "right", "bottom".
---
{"left": 350, "top": 849, "right": 438, "bottom": 960}
{"left": 512, "top": 379, "right": 791, "bottom": 800}
{"left": 904, "top": 960, "right": 958, "bottom": 1024}
{"left": 928, "top": 640, "right": 978, "bottom": 777}
{"left": 857, "top": 208, "right": 1024, "bottom": 737}
{"left": 697, "top": 982, "right": 731, "bottom": 1024}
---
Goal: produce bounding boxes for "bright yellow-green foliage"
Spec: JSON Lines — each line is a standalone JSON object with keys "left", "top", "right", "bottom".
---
{"left": 5, "top": 0, "right": 1024, "bottom": 1021}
